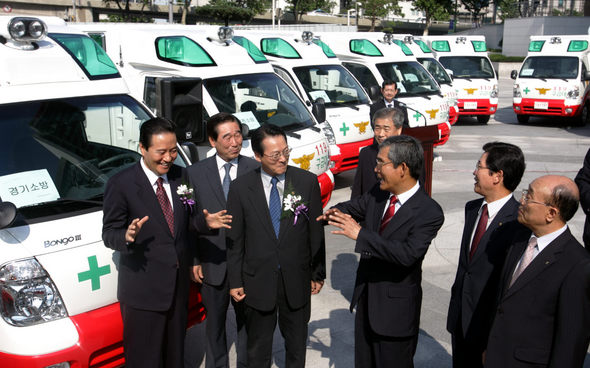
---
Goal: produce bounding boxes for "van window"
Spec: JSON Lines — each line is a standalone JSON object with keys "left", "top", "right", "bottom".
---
{"left": 431, "top": 40, "right": 450, "bottom": 52}
{"left": 438, "top": 56, "right": 495, "bottom": 79}
{"left": 155, "top": 36, "right": 216, "bottom": 66}
{"left": 414, "top": 40, "right": 432, "bottom": 53}
{"left": 418, "top": 58, "right": 452, "bottom": 85}
{"left": 349, "top": 39, "right": 383, "bottom": 56}
{"left": 376, "top": 61, "right": 440, "bottom": 97}
{"left": 312, "top": 39, "right": 337, "bottom": 58}
{"left": 233, "top": 36, "right": 268, "bottom": 64}
{"left": 261, "top": 38, "right": 301, "bottom": 59}
{"left": 392, "top": 40, "right": 413, "bottom": 56}
{"left": 519, "top": 56, "right": 579, "bottom": 79}
{"left": 343, "top": 62, "right": 379, "bottom": 92}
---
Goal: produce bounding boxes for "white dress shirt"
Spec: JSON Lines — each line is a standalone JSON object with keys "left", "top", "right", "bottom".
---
{"left": 260, "top": 169, "right": 285, "bottom": 207}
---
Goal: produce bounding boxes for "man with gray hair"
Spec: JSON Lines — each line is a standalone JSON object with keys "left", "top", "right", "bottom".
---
{"left": 318, "top": 135, "right": 444, "bottom": 368}
{"left": 351, "top": 107, "right": 404, "bottom": 198}
{"left": 484, "top": 175, "right": 590, "bottom": 368}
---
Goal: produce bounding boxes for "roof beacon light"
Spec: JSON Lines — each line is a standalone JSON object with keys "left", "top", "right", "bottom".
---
{"left": 218, "top": 26, "right": 234, "bottom": 42}
{"left": 8, "top": 17, "right": 47, "bottom": 42}
{"left": 550, "top": 37, "right": 562, "bottom": 44}
{"left": 382, "top": 32, "right": 393, "bottom": 44}
{"left": 456, "top": 36, "right": 467, "bottom": 44}
{"left": 301, "top": 31, "right": 314, "bottom": 44}
{"left": 403, "top": 35, "right": 414, "bottom": 44}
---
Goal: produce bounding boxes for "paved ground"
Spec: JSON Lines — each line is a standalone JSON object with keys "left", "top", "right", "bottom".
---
{"left": 185, "top": 77, "right": 590, "bottom": 367}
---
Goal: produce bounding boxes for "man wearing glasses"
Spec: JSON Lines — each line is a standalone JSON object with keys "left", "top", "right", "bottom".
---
{"left": 447, "top": 142, "right": 526, "bottom": 368}
{"left": 318, "top": 135, "right": 444, "bottom": 368}
{"left": 351, "top": 107, "right": 403, "bottom": 199}
{"left": 484, "top": 175, "right": 590, "bottom": 368}
{"left": 226, "top": 124, "right": 326, "bottom": 368}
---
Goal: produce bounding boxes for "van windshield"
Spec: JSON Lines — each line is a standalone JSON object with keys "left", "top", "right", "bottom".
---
{"left": 0, "top": 95, "right": 151, "bottom": 216}
{"left": 204, "top": 72, "right": 316, "bottom": 132}
{"left": 293, "top": 64, "right": 370, "bottom": 107}
{"left": 438, "top": 56, "right": 495, "bottom": 79}
{"left": 375, "top": 61, "right": 440, "bottom": 97}
{"left": 417, "top": 57, "right": 452, "bottom": 85}
{"left": 519, "top": 56, "right": 579, "bottom": 79}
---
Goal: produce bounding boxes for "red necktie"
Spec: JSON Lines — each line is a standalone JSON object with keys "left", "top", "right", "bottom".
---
{"left": 379, "top": 195, "right": 398, "bottom": 234}
{"left": 469, "top": 204, "right": 488, "bottom": 260}
{"left": 156, "top": 177, "right": 174, "bottom": 235}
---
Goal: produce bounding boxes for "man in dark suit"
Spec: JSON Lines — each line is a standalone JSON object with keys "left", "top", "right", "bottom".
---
{"left": 447, "top": 142, "right": 526, "bottom": 368}
{"left": 485, "top": 175, "right": 590, "bottom": 368}
{"left": 351, "top": 107, "right": 403, "bottom": 199}
{"left": 319, "top": 135, "right": 444, "bottom": 368}
{"left": 574, "top": 147, "right": 590, "bottom": 251}
{"left": 102, "top": 117, "right": 195, "bottom": 368}
{"left": 226, "top": 124, "right": 326, "bottom": 368}
{"left": 369, "top": 80, "right": 408, "bottom": 126}
{"left": 188, "top": 112, "right": 258, "bottom": 368}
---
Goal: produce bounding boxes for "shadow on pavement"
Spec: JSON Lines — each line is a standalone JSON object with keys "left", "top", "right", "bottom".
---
{"left": 330, "top": 253, "right": 358, "bottom": 304}
{"left": 308, "top": 309, "right": 355, "bottom": 368}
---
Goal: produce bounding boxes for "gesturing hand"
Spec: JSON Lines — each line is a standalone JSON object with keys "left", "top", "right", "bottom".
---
{"left": 326, "top": 210, "right": 361, "bottom": 240}
{"left": 125, "top": 216, "right": 149, "bottom": 243}
{"left": 204, "top": 209, "right": 232, "bottom": 229}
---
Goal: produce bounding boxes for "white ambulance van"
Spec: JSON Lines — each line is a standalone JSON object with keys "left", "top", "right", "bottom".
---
{"left": 0, "top": 15, "right": 204, "bottom": 367}
{"left": 73, "top": 23, "right": 335, "bottom": 205}
{"left": 233, "top": 30, "right": 373, "bottom": 174}
{"left": 318, "top": 31, "right": 451, "bottom": 146}
{"left": 511, "top": 35, "right": 590, "bottom": 124}
{"left": 424, "top": 35, "right": 498, "bottom": 124}
{"left": 394, "top": 34, "right": 459, "bottom": 125}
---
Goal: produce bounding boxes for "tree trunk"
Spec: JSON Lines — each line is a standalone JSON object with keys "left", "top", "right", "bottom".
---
{"left": 423, "top": 17, "right": 431, "bottom": 36}
{"left": 369, "top": 16, "right": 376, "bottom": 31}
{"left": 585, "top": 0, "right": 590, "bottom": 16}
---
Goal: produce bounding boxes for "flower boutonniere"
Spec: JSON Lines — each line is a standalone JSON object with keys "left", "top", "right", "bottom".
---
{"left": 282, "top": 184, "right": 309, "bottom": 225}
{"left": 176, "top": 183, "right": 196, "bottom": 212}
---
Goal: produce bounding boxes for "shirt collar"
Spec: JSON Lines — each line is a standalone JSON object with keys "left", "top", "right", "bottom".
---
{"left": 383, "top": 98, "right": 394, "bottom": 106}
{"left": 534, "top": 225, "right": 568, "bottom": 254}
{"left": 392, "top": 181, "right": 419, "bottom": 206}
{"left": 260, "top": 168, "right": 285, "bottom": 186}
{"left": 483, "top": 193, "right": 513, "bottom": 218}
{"left": 215, "top": 154, "right": 239, "bottom": 171}
{"left": 141, "top": 158, "right": 168, "bottom": 186}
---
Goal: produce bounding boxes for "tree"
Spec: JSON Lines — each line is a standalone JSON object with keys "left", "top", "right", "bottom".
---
{"left": 497, "top": 0, "right": 518, "bottom": 20}
{"left": 102, "top": 0, "right": 150, "bottom": 22}
{"left": 360, "top": 0, "right": 402, "bottom": 32}
{"left": 411, "top": 0, "right": 452, "bottom": 35}
{"left": 285, "top": 0, "right": 335, "bottom": 23}
{"left": 460, "top": 0, "right": 490, "bottom": 26}
{"left": 194, "top": 0, "right": 267, "bottom": 25}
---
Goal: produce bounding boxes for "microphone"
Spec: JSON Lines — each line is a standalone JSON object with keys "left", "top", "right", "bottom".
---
{"left": 395, "top": 101, "right": 426, "bottom": 127}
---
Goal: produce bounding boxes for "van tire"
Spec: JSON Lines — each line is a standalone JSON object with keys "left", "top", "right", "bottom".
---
{"left": 580, "top": 104, "right": 589, "bottom": 126}
{"left": 477, "top": 115, "right": 490, "bottom": 124}
{"left": 516, "top": 115, "right": 529, "bottom": 124}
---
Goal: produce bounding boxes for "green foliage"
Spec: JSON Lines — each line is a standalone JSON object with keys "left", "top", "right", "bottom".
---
{"left": 489, "top": 53, "right": 524, "bottom": 62}
{"left": 461, "top": 0, "right": 490, "bottom": 21}
{"left": 498, "top": 0, "right": 518, "bottom": 19}
{"left": 285, "top": 0, "right": 336, "bottom": 22}
{"left": 412, "top": 0, "right": 452, "bottom": 21}
{"left": 360, "top": 0, "right": 402, "bottom": 31}
{"left": 194, "top": 0, "right": 258, "bottom": 25}
{"left": 106, "top": 14, "right": 152, "bottom": 22}
{"left": 102, "top": 0, "right": 150, "bottom": 22}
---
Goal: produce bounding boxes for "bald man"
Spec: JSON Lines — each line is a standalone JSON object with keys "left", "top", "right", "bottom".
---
{"left": 484, "top": 175, "right": 590, "bottom": 368}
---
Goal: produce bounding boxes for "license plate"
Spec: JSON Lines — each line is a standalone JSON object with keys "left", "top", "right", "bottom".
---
{"left": 534, "top": 101, "right": 548, "bottom": 110}
{"left": 464, "top": 102, "right": 477, "bottom": 110}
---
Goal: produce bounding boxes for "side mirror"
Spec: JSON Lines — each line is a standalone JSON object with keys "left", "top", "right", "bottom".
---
{"left": 510, "top": 70, "right": 518, "bottom": 80}
{"left": 312, "top": 98, "right": 326, "bottom": 123}
{"left": 241, "top": 123, "right": 250, "bottom": 138}
{"left": 583, "top": 71, "right": 590, "bottom": 81}
{"left": 369, "top": 85, "right": 381, "bottom": 102}
{"left": 180, "top": 142, "right": 200, "bottom": 164}
{"left": 0, "top": 202, "right": 17, "bottom": 229}
{"left": 445, "top": 69, "right": 454, "bottom": 79}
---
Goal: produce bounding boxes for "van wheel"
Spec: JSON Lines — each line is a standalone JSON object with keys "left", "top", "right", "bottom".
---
{"left": 477, "top": 115, "right": 490, "bottom": 124}
{"left": 516, "top": 115, "right": 529, "bottom": 124}
{"left": 580, "top": 104, "right": 590, "bottom": 126}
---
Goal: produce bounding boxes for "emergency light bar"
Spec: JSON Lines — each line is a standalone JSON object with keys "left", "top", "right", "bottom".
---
{"left": 2, "top": 17, "right": 47, "bottom": 42}
{"left": 550, "top": 37, "right": 561, "bottom": 44}
{"left": 382, "top": 32, "right": 393, "bottom": 44}
{"left": 456, "top": 36, "right": 467, "bottom": 44}
{"left": 403, "top": 35, "right": 414, "bottom": 44}
{"left": 301, "top": 31, "right": 314, "bottom": 44}
{"left": 217, "top": 26, "right": 234, "bottom": 42}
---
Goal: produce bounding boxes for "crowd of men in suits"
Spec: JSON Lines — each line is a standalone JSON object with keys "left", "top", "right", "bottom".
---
{"left": 102, "top": 87, "right": 590, "bottom": 368}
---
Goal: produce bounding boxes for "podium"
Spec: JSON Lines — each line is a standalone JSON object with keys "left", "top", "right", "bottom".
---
{"left": 401, "top": 125, "right": 439, "bottom": 196}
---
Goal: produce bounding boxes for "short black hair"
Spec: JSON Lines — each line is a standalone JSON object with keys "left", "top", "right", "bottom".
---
{"left": 207, "top": 112, "right": 240, "bottom": 141}
{"left": 380, "top": 135, "right": 423, "bottom": 180}
{"left": 140, "top": 117, "right": 176, "bottom": 149}
{"left": 381, "top": 79, "right": 397, "bottom": 89}
{"left": 483, "top": 142, "right": 526, "bottom": 192}
{"left": 547, "top": 184, "right": 579, "bottom": 222}
{"left": 373, "top": 107, "right": 404, "bottom": 129}
{"left": 251, "top": 124, "right": 287, "bottom": 156}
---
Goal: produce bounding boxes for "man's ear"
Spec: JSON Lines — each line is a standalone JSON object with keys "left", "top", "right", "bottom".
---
{"left": 493, "top": 169, "right": 504, "bottom": 185}
{"left": 208, "top": 136, "right": 216, "bottom": 148}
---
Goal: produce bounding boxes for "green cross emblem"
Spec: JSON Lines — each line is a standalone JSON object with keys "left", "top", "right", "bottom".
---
{"left": 340, "top": 122, "right": 349, "bottom": 136}
{"left": 523, "top": 87, "right": 530, "bottom": 95}
{"left": 413, "top": 112, "right": 422, "bottom": 122}
{"left": 78, "top": 255, "right": 111, "bottom": 291}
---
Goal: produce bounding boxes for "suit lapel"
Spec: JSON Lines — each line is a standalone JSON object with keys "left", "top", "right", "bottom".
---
{"left": 372, "top": 192, "right": 389, "bottom": 232}
{"left": 169, "top": 167, "right": 186, "bottom": 238}
{"left": 247, "top": 168, "right": 277, "bottom": 241}
{"left": 133, "top": 163, "right": 171, "bottom": 237}
{"left": 205, "top": 157, "right": 226, "bottom": 206}
{"left": 379, "top": 189, "right": 421, "bottom": 237}
{"left": 462, "top": 200, "right": 482, "bottom": 263}
{"left": 278, "top": 168, "right": 298, "bottom": 242}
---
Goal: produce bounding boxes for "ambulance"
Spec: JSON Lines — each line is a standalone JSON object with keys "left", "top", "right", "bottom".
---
{"left": 394, "top": 34, "right": 459, "bottom": 125}
{"left": 511, "top": 35, "right": 590, "bottom": 124}
{"left": 424, "top": 35, "right": 498, "bottom": 124}
{"left": 317, "top": 31, "right": 452, "bottom": 146}
{"left": 0, "top": 15, "right": 204, "bottom": 367}
{"left": 72, "top": 23, "right": 335, "bottom": 205}
{"left": 234, "top": 30, "right": 373, "bottom": 174}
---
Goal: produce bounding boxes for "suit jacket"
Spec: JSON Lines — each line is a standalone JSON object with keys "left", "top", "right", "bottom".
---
{"left": 187, "top": 154, "right": 259, "bottom": 286}
{"left": 369, "top": 99, "right": 409, "bottom": 127}
{"left": 485, "top": 229, "right": 590, "bottom": 368}
{"left": 351, "top": 143, "right": 379, "bottom": 199}
{"left": 336, "top": 184, "right": 444, "bottom": 337}
{"left": 447, "top": 197, "right": 525, "bottom": 344}
{"left": 574, "top": 147, "right": 590, "bottom": 251}
{"left": 226, "top": 166, "right": 326, "bottom": 312}
{"left": 102, "top": 163, "right": 193, "bottom": 311}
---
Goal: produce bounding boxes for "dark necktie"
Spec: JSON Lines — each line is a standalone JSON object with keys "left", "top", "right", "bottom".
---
{"left": 510, "top": 237, "right": 537, "bottom": 287}
{"left": 469, "top": 204, "right": 488, "bottom": 260}
{"left": 269, "top": 176, "right": 281, "bottom": 238}
{"left": 379, "top": 195, "right": 398, "bottom": 234}
{"left": 156, "top": 177, "right": 174, "bottom": 235}
{"left": 222, "top": 162, "right": 232, "bottom": 200}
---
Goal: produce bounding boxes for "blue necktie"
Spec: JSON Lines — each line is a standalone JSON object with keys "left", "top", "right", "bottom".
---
{"left": 222, "top": 162, "right": 232, "bottom": 200}
{"left": 269, "top": 176, "right": 281, "bottom": 238}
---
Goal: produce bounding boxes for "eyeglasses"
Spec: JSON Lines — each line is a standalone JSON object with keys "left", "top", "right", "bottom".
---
{"left": 375, "top": 159, "right": 393, "bottom": 170}
{"left": 475, "top": 162, "right": 490, "bottom": 171}
{"left": 264, "top": 147, "right": 292, "bottom": 161}
{"left": 520, "top": 189, "right": 553, "bottom": 208}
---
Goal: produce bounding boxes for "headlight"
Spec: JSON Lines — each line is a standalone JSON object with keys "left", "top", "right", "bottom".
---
{"left": 319, "top": 122, "right": 337, "bottom": 145}
{"left": 0, "top": 258, "right": 68, "bottom": 326}
{"left": 513, "top": 84, "right": 521, "bottom": 98}
{"left": 567, "top": 86, "right": 580, "bottom": 99}
{"left": 490, "top": 84, "right": 499, "bottom": 98}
